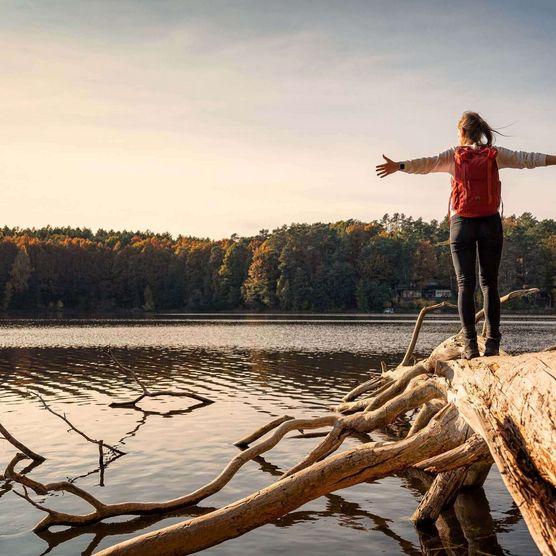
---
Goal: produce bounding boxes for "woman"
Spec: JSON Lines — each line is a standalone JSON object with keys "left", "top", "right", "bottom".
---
{"left": 375, "top": 111, "right": 555, "bottom": 359}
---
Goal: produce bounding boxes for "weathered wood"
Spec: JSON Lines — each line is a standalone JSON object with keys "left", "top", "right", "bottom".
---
{"left": 415, "top": 433, "right": 491, "bottom": 472}
{"left": 0, "top": 422, "right": 45, "bottom": 462}
{"left": 412, "top": 466, "right": 469, "bottom": 526}
{"left": 7, "top": 416, "right": 337, "bottom": 531}
{"left": 439, "top": 351, "right": 556, "bottom": 555}
{"left": 400, "top": 301, "right": 457, "bottom": 366}
{"left": 335, "top": 363, "right": 429, "bottom": 414}
{"left": 94, "top": 406, "right": 468, "bottom": 556}
{"left": 407, "top": 399, "right": 446, "bottom": 437}
{"left": 233, "top": 415, "right": 294, "bottom": 447}
{"left": 94, "top": 351, "right": 555, "bottom": 556}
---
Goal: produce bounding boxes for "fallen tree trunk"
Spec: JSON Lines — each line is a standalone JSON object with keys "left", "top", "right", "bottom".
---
{"left": 438, "top": 353, "right": 556, "bottom": 553}
{"left": 94, "top": 350, "right": 555, "bottom": 556}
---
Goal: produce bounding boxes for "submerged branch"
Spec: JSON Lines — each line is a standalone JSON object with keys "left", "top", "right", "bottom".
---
{"left": 34, "top": 393, "right": 124, "bottom": 457}
{"left": 0, "top": 422, "right": 46, "bottom": 462}
{"left": 108, "top": 350, "right": 213, "bottom": 408}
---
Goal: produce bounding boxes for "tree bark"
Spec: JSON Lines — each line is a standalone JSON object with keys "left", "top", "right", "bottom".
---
{"left": 438, "top": 351, "right": 556, "bottom": 555}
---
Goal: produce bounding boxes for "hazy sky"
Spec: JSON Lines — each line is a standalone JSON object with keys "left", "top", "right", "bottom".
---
{"left": 2, "top": 0, "right": 555, "bottom": 238}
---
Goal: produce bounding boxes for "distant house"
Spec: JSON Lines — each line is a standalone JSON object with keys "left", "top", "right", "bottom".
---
{"left": 401, "top": 289, "right": 421, "bottom": 299}
{"left": 433, "top": 289, "right": 452, "bottom": 299}
{"left": 422, "top": 282, "right": 453, "bottom": 299}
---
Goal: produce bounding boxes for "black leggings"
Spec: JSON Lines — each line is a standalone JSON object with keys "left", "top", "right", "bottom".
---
{"left": 449, "top": 213, "right": 504, "bottom": 341}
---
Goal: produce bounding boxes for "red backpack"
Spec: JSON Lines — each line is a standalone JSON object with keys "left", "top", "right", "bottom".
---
{"left": 450, "top": 145, "right": 501, "bottom": 217}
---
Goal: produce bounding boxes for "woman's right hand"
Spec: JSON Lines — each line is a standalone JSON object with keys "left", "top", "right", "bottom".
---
{"left": 375, "top": 155, "right": 400, "bottom": 178}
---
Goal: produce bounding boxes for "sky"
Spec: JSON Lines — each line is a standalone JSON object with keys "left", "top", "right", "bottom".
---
{"left": 1, "top": 0, "right": 555, "bottom": 239}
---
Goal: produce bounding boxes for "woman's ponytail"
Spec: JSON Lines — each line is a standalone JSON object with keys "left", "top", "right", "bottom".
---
{"left": 458, "top": 111, "right": 500, "bottom": 146}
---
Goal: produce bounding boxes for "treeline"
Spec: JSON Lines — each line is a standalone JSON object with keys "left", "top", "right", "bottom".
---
{"left": 1, "top": 213, "right": 555, "bottom": 312}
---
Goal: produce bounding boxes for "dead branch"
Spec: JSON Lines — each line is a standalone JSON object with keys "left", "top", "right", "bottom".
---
{"left": 341, "top": 375, "right": 383, "bottom": 403}
{"left": 93, "top": 406, "right": 468, "bottom": 556}
{"left": 9, "top": 374, "right": 448, "bottom": 531}
{"left": 474, "top": 287, "right": 539, "bottom": 324}
{"left": 108, "top": 350, "right": 213, "bottom": 407}
{"left": 7, "top": 415, "right": 337, "bottom": 531}
{"left": 8, "top": 373, "right": 450, "bottom": 532}
{"left": 415, "top": 433, "right": 491, "bottom": 473}
{"left": 406, "top": 399, "right": 445, "bottom": 437}
{"left": 400, "top": 301, "right": 457, "bottom": 366}
{"left": 234, "top": 415, "right": 294, "bottom": 447}
{"left": 412, "top": 467, "right": 469, "bottom": 526}
{"left": 34, "top": 393, "right": 124, "bottom": 457}
{"left": 0, "top": 421, "right": 46, "bottom": 462}
{"left": 0, "top": 452, "right": 44, "bottom": 501}
{"left": 334, "top": 363, "right": 429, "bottom": 414}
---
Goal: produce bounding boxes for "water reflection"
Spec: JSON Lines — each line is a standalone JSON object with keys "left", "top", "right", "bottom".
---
{"left": 35, "top": 506, "right": 217, "bottom": 556}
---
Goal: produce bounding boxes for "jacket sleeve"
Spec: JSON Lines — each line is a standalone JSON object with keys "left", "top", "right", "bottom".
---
{"left": 400, "top": 148, "right": 455, "bottom": 175}
{"left": 496, "top": 147, "right": 547, "bottom": 169}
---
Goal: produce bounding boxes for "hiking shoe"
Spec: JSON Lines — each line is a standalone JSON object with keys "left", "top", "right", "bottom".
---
{"left": 462, "top": 338, "right": 480, "bottom": 360}
{"left": 484, "top": 337, "right": 501, "bottom": 357}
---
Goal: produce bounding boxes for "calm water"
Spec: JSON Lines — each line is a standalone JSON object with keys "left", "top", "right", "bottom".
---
{"left": 0, "top": 314, "right": 553, "bottom": 556}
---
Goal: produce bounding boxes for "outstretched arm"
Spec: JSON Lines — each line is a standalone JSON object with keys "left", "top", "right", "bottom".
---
{"left": 375, "top": 149, "right": 455, "bottom": 178}
{"left": 497, "top": 147, "right": 555, "bottom": 169}
{"left": 375, "top": 155, "right": 401, "bottom": 178}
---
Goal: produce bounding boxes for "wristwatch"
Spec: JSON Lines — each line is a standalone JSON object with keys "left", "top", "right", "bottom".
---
{"left": 399, "top": 162, "right": 405, "bottom": 171}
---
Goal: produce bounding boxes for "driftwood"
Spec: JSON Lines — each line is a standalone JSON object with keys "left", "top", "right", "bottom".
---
{"left": 0, "top": 421, "right": 45, "bottom": 462}
{"left": 400, "top": 300, "right": 457, "bottom": 366}
{"left": 90, "top": 350, "right": 554, "bottom": 556}
{"left": 108, "top": 350, "right": 213, "bottom": 408}
{"left": 34, "top": 393, "right": 125, "bottom": 457}
{"left": 5, "top": 288, "right": 555, "bottom": 556}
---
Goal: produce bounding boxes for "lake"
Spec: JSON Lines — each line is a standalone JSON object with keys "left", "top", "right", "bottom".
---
{"left": 0, "top": 314, "right": 553, "bottom": 555}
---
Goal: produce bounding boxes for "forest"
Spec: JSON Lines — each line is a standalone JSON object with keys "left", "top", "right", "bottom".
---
{"left": 0, "top": 213, "right": 554, "bottom": 313}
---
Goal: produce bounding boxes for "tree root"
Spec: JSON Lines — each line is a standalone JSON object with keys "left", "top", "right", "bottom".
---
{"left": 94, "top": 405, "right": 469, "bottom": 556}
{"left": 412, "top": 467, "right": 469, "bottom": 526}
{"left": 335, "top": 363, "right": 429, "bottom": 414}
{"left": 407, "top": 399, "right": 446, "bottom": 438}
{"left": 341, "top": 375, "right": 384, "bottom": 403}
{"left": 415, "top": 433, "right": 491, "bottom": 473}
{"left": 474, "top": 287, "right": 539, "bottom": 324}
{"left": 400, "top": 301, "right": 457, "bottom": 366}
{"left": 8, "top": 374, "right": 450, "bottom": 531}
{"left": 234, "top": 415, "right": 294, "bottom": 447}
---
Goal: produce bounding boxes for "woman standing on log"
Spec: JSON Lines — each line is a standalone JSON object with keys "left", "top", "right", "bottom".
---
{"left": 376, "top": 111, "right": 555, "bottom": 359}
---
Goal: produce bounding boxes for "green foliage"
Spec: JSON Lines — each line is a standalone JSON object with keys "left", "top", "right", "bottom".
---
{"left": 218, "top": 241, "right": 252, "bottom": 308}
{"left": 0, "top": 214, "right": 554, "bottom": 312}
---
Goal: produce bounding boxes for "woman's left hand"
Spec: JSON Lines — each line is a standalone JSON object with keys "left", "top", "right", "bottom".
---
{"left": 376, "top": 155, "right": 399, "bottom": 178}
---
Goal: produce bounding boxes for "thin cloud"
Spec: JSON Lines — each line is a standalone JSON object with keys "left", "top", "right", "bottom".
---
{"left": 1, "top": 2, "right": 555, "bottom": 238}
